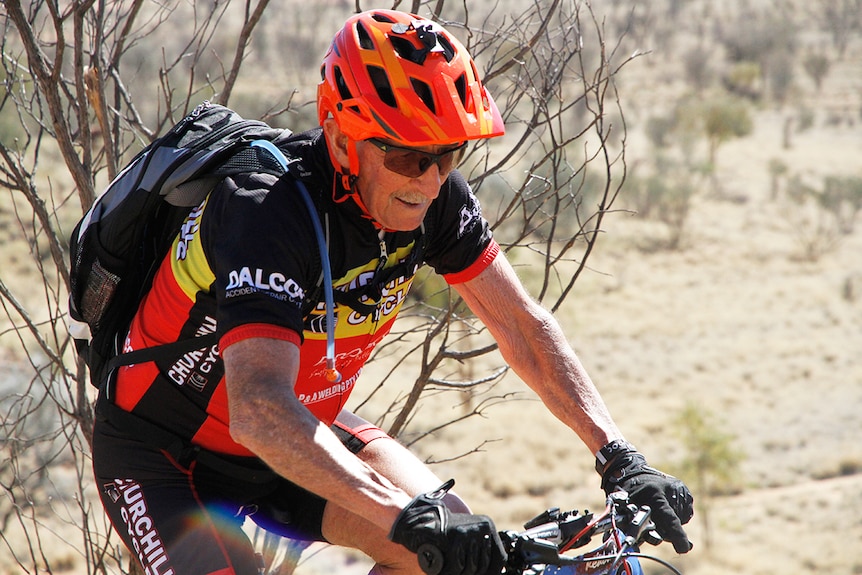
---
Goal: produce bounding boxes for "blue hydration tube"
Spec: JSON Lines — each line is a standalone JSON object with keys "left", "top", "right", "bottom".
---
{"left": 250, "top": 140, "right": 341, "bottom": 383}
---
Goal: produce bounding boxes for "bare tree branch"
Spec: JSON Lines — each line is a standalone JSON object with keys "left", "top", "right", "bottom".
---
{"left": 4, "top": 0, "right": 96, "bottom": 207}
{"left": 217, "top": 0, "right": 271, "bottom": 106}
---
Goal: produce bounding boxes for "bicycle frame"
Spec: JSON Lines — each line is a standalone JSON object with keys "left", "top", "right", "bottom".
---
{"left": 541, "top": 533, "right": 643, "bottom": 575}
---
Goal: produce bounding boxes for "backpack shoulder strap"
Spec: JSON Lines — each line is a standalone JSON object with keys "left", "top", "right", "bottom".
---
{"left": 106, "top": 332, "right": 220, "bottom": 373}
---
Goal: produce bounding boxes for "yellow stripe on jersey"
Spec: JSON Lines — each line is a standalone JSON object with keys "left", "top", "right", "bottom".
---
{"left": 333, "top": 242, "right": 417, "bottom": 288}
{"left": 171, "top": 199, "right": 215, "bottom": 301}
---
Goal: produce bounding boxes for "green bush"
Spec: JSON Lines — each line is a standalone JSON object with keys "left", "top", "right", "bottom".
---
{"left": 672, "top": 403, "right": 745, "bottom": 550}
{"left": 723, "top": 61, "right": 763, "bottom": 101}
{"left": 822, "top": 175, "right": 862, "bottom": 234}
{"left": 702, "top": 95, "right": 753, "bottom": 165}
{"left": 802, "top": 52, "right": 831, "bottom": 93}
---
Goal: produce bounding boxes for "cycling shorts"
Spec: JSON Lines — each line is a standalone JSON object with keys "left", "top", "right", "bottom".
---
{"left": 92, "top": 413, "right": 388, "bottom": 575}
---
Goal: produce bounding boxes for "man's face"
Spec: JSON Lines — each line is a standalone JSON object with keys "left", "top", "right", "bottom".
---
{"left": 353, "top": 138, "right": 463, "bottom": 231}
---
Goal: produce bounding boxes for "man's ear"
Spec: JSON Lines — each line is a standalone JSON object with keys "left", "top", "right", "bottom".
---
{"left": 322, "top": 118, "right": 350, "bottom": 171}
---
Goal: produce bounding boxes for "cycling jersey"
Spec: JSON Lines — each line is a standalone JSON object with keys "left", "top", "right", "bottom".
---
{"left": 112, "top": 127, "right": 498, "bottom": 456}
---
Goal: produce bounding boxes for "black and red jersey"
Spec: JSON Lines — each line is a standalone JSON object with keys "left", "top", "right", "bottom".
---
{"left": 114, "top": 128, "right": 498, "bottom": 456}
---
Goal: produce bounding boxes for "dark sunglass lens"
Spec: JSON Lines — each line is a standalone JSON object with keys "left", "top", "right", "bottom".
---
{"left": 383, "top": 150, "right": 422, "bottom": 178}
{"left": 437, "top": 146, "right": 465, "bottom": 175}
{"left": 439, "top": 149, "right": 459, "bottom": 172}
{"left": 377, "top": 141, "right": 466, "bottom": 178}
{"left": 416, "top": 156, "right": 434, "bottom": 176}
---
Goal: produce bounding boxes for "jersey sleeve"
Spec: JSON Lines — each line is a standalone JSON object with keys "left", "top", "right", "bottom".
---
{"left": 201, "top": 172, "right": 320, "bottom": 344}
{"left": 423, "top": 169, "right": 498, "bottom": 283}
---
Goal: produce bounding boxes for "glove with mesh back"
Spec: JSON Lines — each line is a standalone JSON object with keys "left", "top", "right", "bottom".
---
{"left": 596, "top": 440, "right": 695, "bottom": 553}
{"left": 389, "top": 480, "right": 507, "bottom": 575}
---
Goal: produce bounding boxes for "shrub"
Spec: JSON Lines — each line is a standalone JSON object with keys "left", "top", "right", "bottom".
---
{"left": 802, "top": 52, "right": 831, "bottom": 93}
{"left": 671, "top": 403, "right": 745, "bottom": 550}
{"left": 702, "top": 95, "right": 754, "bottom": 165}
{"left": 722, "top": 61, "right": 763, "bottom": 101}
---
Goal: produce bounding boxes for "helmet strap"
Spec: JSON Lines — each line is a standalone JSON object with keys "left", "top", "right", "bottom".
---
{"left": 340, "top": 171, "right": 357, "bottom": 193}
{"left": 329, "top": 138, "right": 388, "bottom": 230}
{"left": 331, "top": 177, "right": 385, "bottom": 230}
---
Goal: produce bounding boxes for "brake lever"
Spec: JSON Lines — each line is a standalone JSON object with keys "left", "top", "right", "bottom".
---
{"left": 624, "top": 504, "right": 662, "bottom": 547}
{"left": 519, "top": 508, "right": 595, "bottom": 552}
{"left": 523, "top": 507, "right": 561, "bottom": 530}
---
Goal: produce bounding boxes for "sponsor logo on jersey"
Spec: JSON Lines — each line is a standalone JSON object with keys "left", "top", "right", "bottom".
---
{"left": 315, "top": 341, "right": 376, "bottom": 368}
{"left": 167, "top": 316, "right": 219, "bottom": 391}
{"left": 168, "top": 346, "right": 220, "bottom": 391}
{"left": 342, "top": 268, "right": 375, "bottom": 291}
{"left": 175, "top": 203, "right": 205, "bottom": 261}
{"left": 225, "top": 266, "right": 305, "bottom": 302}
{"left": 345, "top": 275, "right": 412, "bottom": 326}
{"left": 297, "top": 370, "right": 360, "bottom": 405}
{"left": 458, "top": 201, "right": 482, "bottom": 238}
{"left": 104, "top": 479, "right": 174, "bottom": 575}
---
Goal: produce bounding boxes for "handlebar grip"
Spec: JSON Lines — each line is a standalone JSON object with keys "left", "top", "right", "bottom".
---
{"left": 417, "top": 543, "right": 445, "bottom": 575}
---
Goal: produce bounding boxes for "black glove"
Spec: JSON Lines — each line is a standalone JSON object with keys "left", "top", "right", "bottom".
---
{"left": 389, "top": 480, "right": 507, "bottom": 575}
{"left": 596, "top": 441, "right": 694, "bottom": 554}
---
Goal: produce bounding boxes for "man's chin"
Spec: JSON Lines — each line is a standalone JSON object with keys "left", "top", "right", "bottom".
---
{"left": 378, "top": 203, "right": 429, "bottom": 231}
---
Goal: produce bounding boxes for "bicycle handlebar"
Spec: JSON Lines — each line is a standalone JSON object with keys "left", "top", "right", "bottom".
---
{"left": 500, "top": 491, "right": 663, "bottom": 575}
{"left": 418, "top": 491, "right": 680, "bottom": 575}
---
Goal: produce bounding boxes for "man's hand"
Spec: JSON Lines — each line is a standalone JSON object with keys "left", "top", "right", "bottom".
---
{"left": 389, "top": 480, "right": 507, "bottom": 575}
{"left": 597, "top": 441, "right": 694, "bottom": 554}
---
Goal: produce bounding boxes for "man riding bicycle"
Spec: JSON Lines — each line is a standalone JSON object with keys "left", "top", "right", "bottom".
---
{"left": 92, "top": 9, "right": 693, "bottom": 575}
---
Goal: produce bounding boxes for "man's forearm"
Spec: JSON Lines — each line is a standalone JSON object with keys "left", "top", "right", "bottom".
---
{"left": 502, "top": 305, "right": 624, "bottom": 454}
{"left": 454, "top": 255, "right": 624, "bottom": 454}
{"left": 223, "top": 338, "right": 412, "bottom": 533}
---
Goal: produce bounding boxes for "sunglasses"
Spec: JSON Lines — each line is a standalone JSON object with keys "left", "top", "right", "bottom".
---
{"left": 366, "top": 139, "right": 467, "bottom": 178}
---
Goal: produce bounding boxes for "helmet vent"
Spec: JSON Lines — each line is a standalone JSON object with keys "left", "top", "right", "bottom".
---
{"left": 390, "top": 36, "right": 425, "bottom": 64}
{"left": 371, "top": 12, "right": 396, "bottom": 24}
{"left": 435, "top": 33, "right": 456, "bottom": 62}
{"left": 410, "top": 78, "right": 436, "bottom": 113}
{"left": 356, "top": 21, "right": 375, "bottom": 50}
{"left": 333, "top": 66, "right": 353, "bottom": 100}
{"left": 367, "top": 65, "right": 397, "bottom": 108}
{"left": 454, "top": 74, "right": 467, "bottom": 108}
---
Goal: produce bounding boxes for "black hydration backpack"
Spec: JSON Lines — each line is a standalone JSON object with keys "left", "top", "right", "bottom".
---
{"left": 68, "top": 102, "right": 324, "bottom": 388}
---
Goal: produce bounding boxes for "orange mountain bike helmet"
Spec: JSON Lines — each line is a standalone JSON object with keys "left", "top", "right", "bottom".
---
{"left": 318, "top": 10, "right": 504, "bottom": 184}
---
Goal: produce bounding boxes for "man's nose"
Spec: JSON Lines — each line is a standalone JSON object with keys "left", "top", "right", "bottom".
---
{"left": 415, "top": 164, "right": 444, "bottom": 197}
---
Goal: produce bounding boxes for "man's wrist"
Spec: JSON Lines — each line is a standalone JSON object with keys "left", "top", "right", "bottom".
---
{"left": 594, "top": 439, "right": 637, "bottom": 475}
